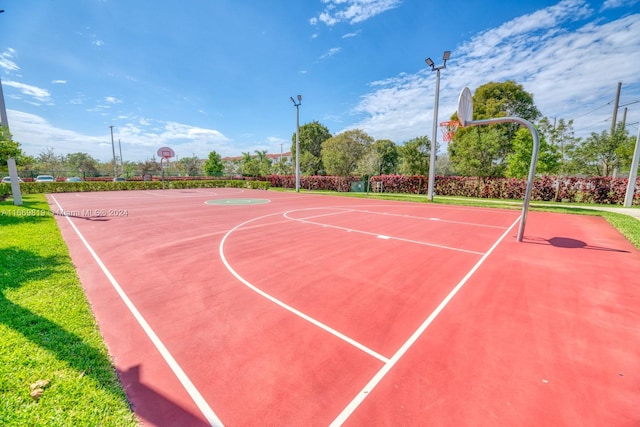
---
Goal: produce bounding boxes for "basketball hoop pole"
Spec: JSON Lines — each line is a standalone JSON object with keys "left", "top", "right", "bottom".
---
{"left": 462, "top": 116, "right": 540, "bottom": 242}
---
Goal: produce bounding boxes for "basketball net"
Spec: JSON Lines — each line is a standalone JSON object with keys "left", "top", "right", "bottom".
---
{"left": 439, "top": 120, "right": 460, "bottom": 142}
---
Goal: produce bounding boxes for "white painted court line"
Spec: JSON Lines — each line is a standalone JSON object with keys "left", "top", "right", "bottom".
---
{"left": 345, "top": 208, "right": 508, "bottom": 229}
{"left": 283, "top": 211, "right": 485, "bottom": 256}
{"left": 50, "top": 196, "right": 224, "bottom": 427}
{"left": 329, "top": 215, "right": 521, "bottom": 426}
{"left": 219, "top": 211, "right": 390, "bottom": 364}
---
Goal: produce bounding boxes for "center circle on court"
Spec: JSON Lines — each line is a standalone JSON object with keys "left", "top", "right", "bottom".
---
{"left": 205, "top": 198, "right": 270, "bottom": 206}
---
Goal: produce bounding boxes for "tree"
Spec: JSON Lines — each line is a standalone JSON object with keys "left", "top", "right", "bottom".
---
{"left": 536, "top": 117, "right": 579, "bottom": 176}
{"left": 35, "top": 148, "right": 65, "bottom": 177}
{"left": 357, "top": 139, "right": 398, "bottom": 177}
{"left": 204, "top": 151, "right": 224, "bottom": 176}
{"left": 372, "top": 139, "right": 398, "bottom": 174}
{"left": 505, "top": 128, "right": 560, "bottom": 178}
{"left": 0, "top": 126, "right": 29, "bottom": 169}
{"left": 292, "top": 121, "right": 332, "bottom": 175}
{"left": 139, "top": 157, "right": 161, "bottom": 175}
{"left": 253, "top": 150, "right": 272, "bottom": 176}
{"left": 565, "top": 122, "right": 630, "bottom": 177}
{"left": 66, "top": 152, "right": 99, "bottom": 177}
{"left": 449, "top": 127, "right": 505, "bottom": 177}
{"left": 449, "top": 81, "right": 541, "bottom": 177}
{"left": 240, "top": 152, "right": 260, "bottom": 177}
{"left": 176, "top": 156, "right": 201, "bottom": 176}
{"left": 398, "top": 136, "right": 430, "bottom": 176}
{"left": 321, "top": 129, "right": 373, "bottom": 177}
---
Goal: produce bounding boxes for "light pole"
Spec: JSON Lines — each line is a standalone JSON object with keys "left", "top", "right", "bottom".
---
{"left": 109, "top": 125, "right": 117, "bottom": 179}
{"left": 290, "top": 94, "right": 302, "bottom": 192}
{"left": 425, "top": 50, "right": 450, "bottom": 202}
{"left": 118, "top": 138, "right": 123, "bottom": 176}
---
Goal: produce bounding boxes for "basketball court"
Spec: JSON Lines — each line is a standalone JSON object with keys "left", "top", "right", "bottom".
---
{"left": 46, "top": 188, "right": 640, "bottom": 426}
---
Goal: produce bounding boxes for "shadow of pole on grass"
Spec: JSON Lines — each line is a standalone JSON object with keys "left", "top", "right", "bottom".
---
{"left": 0, "top": 247, "right": 133, "bottom": 411}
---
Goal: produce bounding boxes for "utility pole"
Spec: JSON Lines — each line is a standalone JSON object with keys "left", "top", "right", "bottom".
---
{"left": 611, "top": 81, "right": 622, "bottom": 136}
{"left": 0, "top": 8, "right": 22, "bottom": 205}
{"left": 118, "top": 139, "right": 123, "bottom": 176}
{"left": 109, "top": 126, "right": 117, "bottom": 179}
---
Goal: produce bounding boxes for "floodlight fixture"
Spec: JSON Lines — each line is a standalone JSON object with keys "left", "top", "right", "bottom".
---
{"left": 297, "top": 94, "right": 302, "bottom": 102}
{"left": 443, "top": 50, "right": 451, "bottom": 61}
{"left": 425, "top": 57, "right": 434, "bottom": 67}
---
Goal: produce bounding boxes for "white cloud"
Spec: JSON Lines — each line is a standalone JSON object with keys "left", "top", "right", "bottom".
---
{"left": 105, "top": 96, "right": 122, "bottom": 104}
{"left": 0, "top": 48, "right": 19, "bottom": 72}
{"left": 2, "top": 80, "right": 51, "bottom": 103}
{"left": 93, "top": 40, "right": 104, "bottom": 47}
{"left": 349, "top": 1, "right": 640, "bottom": 146}
{"left": 314, "top": 0, "right": 401, "bottom": 26}
{"left": 319, "top": 47, "right": 342, "bottom": 60}
{"left": 601, "top": 0, "right": 639, "bottom": 10}
{"left": 7, "top": 109, "right": 237, "bottom": 161}
{"left": 51, "top": 79, "right": 67, "bottom": 84}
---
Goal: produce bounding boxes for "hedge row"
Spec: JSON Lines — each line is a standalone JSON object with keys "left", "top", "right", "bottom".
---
{"left": 0, "top": 179, "right": 269, "bottom": 200}
{"left": 268, "top": 175, "right": 357, "bottom": 192}
{"left": 268, "top": 174, "right": 640, "bottom": 205}
{"left": 2, "top": 174, "right": 637, "bottom": 205}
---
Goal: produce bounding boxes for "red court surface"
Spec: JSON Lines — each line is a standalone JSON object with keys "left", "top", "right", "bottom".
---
{"left": 47, "top": 189, "right": 640, "bottom": 426}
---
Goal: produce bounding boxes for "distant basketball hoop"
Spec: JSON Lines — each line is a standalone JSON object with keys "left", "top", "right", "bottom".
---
{"left": 156, "top": 146, "right": 175, "bottom": 190}
{"left": 439, "top": 120, "right": 460, "bottom": 142}
{"left": 157, "top": 146, "right": 175, "bottom": 160}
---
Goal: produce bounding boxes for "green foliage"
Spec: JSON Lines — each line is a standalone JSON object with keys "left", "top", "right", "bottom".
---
{"left": 536, "top": 117, "right": 579, "bottom": 176}
{"left": 177, "top": 155, "right": 202, "bottom": 176}
{"left": 450, "top": 81, "right": 541, "bottom": 178}
{"left": 398, "top": 136, "right": 430, "bottom": 176}
{"left": 372, "top": 139, "right": 399, "bottom": 174}
{"left": 1, "top": 178, "right": 269, "bottom": 194}
{"left": 240, "top": 150, "right": 271, "bottom": 177}
{"left": 321, "top": 129, "right": 373, "bottom": 177}
{"left": 566, "top": 123, "right": 630, "bottom": 177}
{"left": 449, "top": 127, "right": 506, "bottom": 177}
{"left": 292, "top": 121, "right": 332, "bottom": 175}
{"left": 0, "top": 195, "right": 138, "bottom": 426}
{"left": 0, "top": 126, "right": 28, "bottom": 168}
{"left": 506, "top": 128, "right": 561, "bottom": 178}
{"left": 64, "top": 152, "right": 99, "bottom": 177}
{"left": 204, "top": 151, "right": 224, "bottom": 176}
{"left": 473, "top": 80, "right": 541, "bottom": 122}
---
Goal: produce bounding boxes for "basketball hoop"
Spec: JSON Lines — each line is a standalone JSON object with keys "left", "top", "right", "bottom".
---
{"left": 156, "top": 146, "right": 175, "bottom": 160}
{"left": 439, "top": 120, "right": 460, "bottom": 142}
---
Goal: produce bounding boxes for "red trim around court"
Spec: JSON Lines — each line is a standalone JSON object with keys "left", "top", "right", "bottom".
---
{"left": 47, "top": 189, "right": 640, "bottom": 426}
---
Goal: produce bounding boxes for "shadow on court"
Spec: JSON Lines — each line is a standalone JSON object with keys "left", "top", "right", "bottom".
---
{"left": 119, "top": 365, "right": 209, "bottom": 427}
{"left": 524, "top": 235, "right": 631, "bottom": 253}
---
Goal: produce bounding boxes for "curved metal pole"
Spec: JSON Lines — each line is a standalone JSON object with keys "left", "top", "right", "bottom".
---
{"left": 623, "top": 125, "right": 640, "bottom": 207}
{"left": 464, "top": 117, "right": 540, "bottom": 242}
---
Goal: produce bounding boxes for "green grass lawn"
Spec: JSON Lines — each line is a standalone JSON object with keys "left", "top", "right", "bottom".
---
{"left": 0, "top": 194, "right": 138, "bottom": 426}
{"left": 1, "top": 190, "right": 638, "bottom": 426}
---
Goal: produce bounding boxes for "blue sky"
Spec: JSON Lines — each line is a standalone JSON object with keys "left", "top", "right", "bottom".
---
{"left": 0, "top": 0, "right": 638, "bottom": 162}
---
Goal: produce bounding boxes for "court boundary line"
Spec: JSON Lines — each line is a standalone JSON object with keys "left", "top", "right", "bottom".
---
{"left": 283, "top": 210, "right": 485, "bottom": 255}
{"left": 219, "top": 210, "right": 390, "bottom": 363}
{"left": 329, "top": 215, "right": 521, "bottom": 426}
{"left": 50, "top": 195, "right": 224, "bottom": 427}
